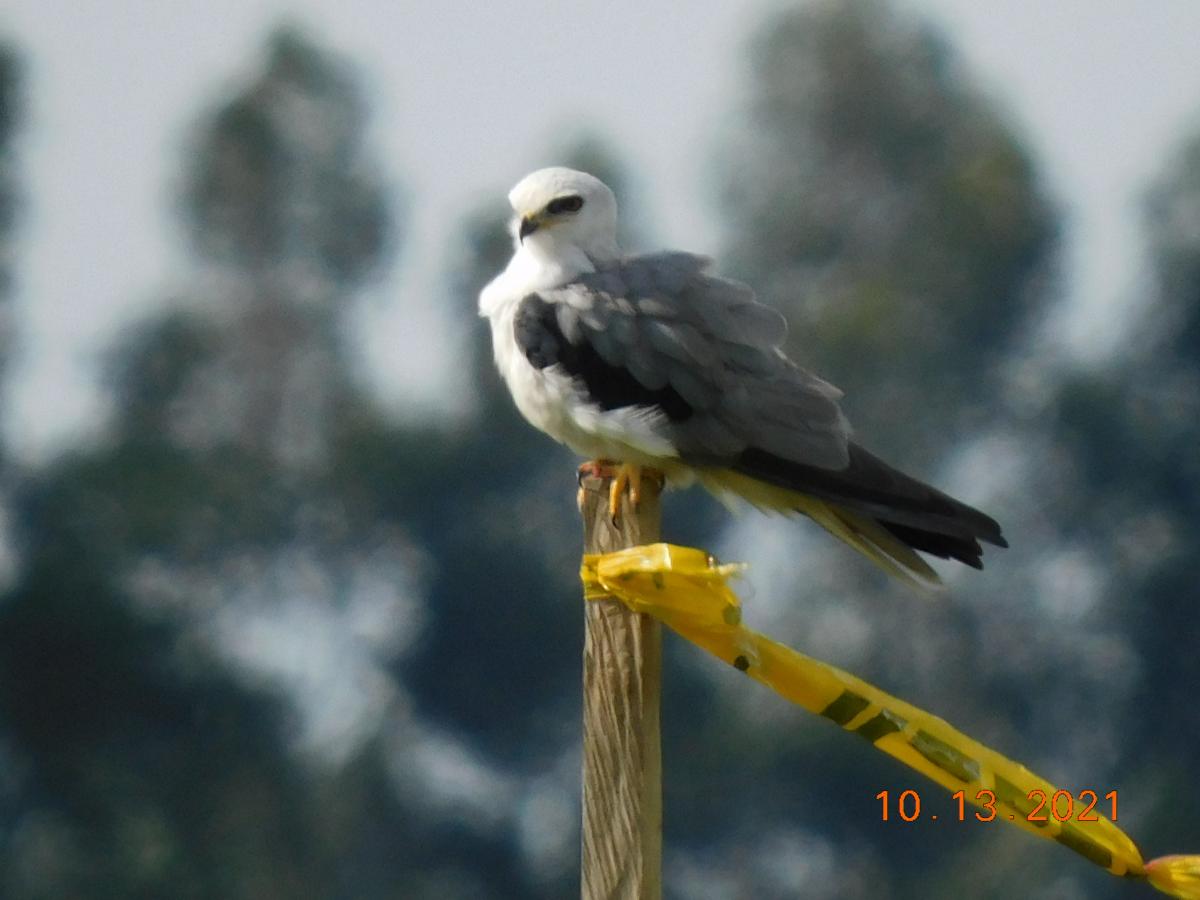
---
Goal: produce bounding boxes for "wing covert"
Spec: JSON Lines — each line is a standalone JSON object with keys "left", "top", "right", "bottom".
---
{"left": 514, "top": 252, "right": 851, "bottom": 469}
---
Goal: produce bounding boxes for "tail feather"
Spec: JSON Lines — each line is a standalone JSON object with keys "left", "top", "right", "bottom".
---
{"left": 830, "top": 507, "right": 941, "bottom": 584}
{"left": 878, "top": 521, "right": 985, "bottom": 570}
{"left": 735, "top": 443, "right": 1006, "bottom": 550}
{"left": 698, "top": 470, "right": 941, "bottom": 587}
{"left": 698, "top": 442, "right": 1005, "bottom": 584}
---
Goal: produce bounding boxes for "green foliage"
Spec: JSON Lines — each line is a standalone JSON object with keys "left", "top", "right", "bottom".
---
{"left": 1144, "top": 130, "right": 1200, "bottom": 357}
{"left": 722, "top": 0, "right": 1057, "bottom": 459}
{"left": 1050, "top": 125, "right": 1200, "bottom": 751}
{"left": 0, "top": 43, "right": 20, "bottom": 418}
{"left": 0, "top": 26, "right": 439, "bottom": 899}
{"left": 0, "top": 42, "right": 18, "bottom": 289}
{"left": 0, "top": 552, "right": 322, "bottom": 899}
{"left": 182, "top": 27, "right": 392, "bottom": 289}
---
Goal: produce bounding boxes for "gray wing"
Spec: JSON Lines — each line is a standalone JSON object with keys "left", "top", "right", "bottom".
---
{"left": 520, "top": 251, "right": 851, "bottom": 469}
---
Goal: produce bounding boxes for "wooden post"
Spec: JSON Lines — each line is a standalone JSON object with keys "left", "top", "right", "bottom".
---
{"left": 579, "top": 473, "right": 663, "bottom": 900}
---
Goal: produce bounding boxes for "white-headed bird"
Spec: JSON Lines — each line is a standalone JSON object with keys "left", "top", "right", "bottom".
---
{"left": 479, "top": 167, "right": 1006, "bottom": 585}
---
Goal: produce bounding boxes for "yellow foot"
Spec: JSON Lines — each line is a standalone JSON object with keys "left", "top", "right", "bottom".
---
{"left": 576, "top": 460, "right": 665, "bottom": 522}
{"left": 608, "top": 464, "right": 641, "bottom": 525}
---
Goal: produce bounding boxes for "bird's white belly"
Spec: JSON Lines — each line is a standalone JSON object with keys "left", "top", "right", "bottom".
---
{"left": 489, "top": 304, "right": 679, "bottom": 466}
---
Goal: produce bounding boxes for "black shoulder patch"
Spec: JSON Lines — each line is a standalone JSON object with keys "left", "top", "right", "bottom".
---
{"left": 513, "top": 293, "right": 563, "bottom": 370}
{"left": 512, "top": 293, "right": 694, "bottom": 422}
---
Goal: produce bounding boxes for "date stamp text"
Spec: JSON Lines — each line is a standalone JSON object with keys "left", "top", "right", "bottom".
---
{"left": 875, "top": 788, "right": 1118, "bottom": 823}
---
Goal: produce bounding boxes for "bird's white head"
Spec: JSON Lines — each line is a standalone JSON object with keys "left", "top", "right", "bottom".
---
{"left": 507, "top": 167, "right": 620, "bottom": 266}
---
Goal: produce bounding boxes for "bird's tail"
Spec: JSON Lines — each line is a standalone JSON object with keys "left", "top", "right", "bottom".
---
{"left": 700, "top": 444, "right": 1006, "bottom": 587}
{"left": 699, "top": 469, "right": 942, "bottom": 588}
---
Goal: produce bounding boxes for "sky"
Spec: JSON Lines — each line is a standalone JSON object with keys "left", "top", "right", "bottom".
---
{"left": 3, "top": 0, "right": 1200, "bottom": 461}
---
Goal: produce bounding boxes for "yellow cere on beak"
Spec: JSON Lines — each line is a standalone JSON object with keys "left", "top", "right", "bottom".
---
{"left": 518, "top": 211, "right": 548, "bottom": 242}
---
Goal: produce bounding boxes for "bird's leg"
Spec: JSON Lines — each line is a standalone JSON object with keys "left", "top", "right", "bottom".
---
{"left": 608, "top": 463, "right": 640, "bottom": 525}
{"left": 577, "top": 459, "right": 617, "bottom": 511}
{"left": 577, "top": 459, "right": 617, "bottom": 482}
{"left": 609, "top": 464, "right": 666, "bottom": 524}
{"left": 577, "top": 460, "right": 665, "bottom": 522}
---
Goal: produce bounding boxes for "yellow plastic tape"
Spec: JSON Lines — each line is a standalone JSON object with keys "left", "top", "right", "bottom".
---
{"left": 580, "top": 543, "right": 1200, "bottom": 899}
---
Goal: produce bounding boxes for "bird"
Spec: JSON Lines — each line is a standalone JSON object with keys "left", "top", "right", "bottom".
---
{"left": 479, "top": 166, "right": 1006, "bottom": 585}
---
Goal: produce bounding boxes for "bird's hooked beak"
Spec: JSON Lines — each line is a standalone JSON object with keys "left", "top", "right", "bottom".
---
{"left": 518, "top": 213, "right": 543, "bottom": 243}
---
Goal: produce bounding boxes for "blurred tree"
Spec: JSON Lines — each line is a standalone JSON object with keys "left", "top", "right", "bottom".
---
{"left": 0, "top": 27, "right": 428, "bottom": 900}
{"left": 721, "top": 0, "right": 1057, "bottom": 463}
{"left": 183, "top": 27, "right": 388, "bottom": 290}
{"left": 0, "top": 43, "right": 19, "bottom": 444}
{"left": 166, "top": 26, "right": 392, "bottom": 469}
{"left": 0, "top": 42, "right": 18, "bottom": 298}
{"left": 1046, "top": 126, "right": 1200, "bottom": 862}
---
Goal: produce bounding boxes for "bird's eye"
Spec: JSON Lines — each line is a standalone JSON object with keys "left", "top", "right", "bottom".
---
{"left": 547, "top": 195, "right": 584, "bottom": 215}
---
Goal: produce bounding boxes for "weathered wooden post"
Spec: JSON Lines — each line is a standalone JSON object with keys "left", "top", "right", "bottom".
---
{"left": 578, "top": 472, "right": 663, "bottom": 900}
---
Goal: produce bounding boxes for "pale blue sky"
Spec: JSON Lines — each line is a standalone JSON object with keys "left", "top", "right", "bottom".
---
{"left": 4, "top": 0, "right": 1200, "bottom": 459}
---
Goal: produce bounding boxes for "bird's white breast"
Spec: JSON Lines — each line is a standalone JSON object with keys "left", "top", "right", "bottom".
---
{"left": 486, "top": 297, "right": 580, "bottom": 442}
{"left": 479, "top": 251, "right": 679, "bottom": 465}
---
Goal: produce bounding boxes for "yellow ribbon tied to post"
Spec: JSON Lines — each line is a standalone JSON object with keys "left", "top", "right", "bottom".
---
{"left": 580, "top": 543, "right": 1200, "bottom": 899}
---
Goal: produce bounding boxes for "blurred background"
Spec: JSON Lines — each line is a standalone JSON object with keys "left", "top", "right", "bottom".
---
{"left": 1, "top": 1, "right": 1198, "bottom": 897}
